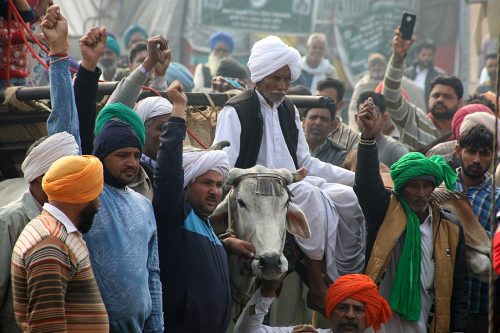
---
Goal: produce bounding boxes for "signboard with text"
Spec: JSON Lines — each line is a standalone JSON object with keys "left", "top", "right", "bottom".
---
{"left": 201, "top": 0, "right": 316, "bottom": 34}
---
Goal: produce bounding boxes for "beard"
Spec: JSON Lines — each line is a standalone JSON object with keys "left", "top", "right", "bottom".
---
{"left": 77, "top": 204, "right": 99, "bottom": 234}
{"left": 430, "top": 102, "right": 458, "bottom": 120}
{"left": 463, "top": 163, "right": 489, "bottom": 180}
{"left": 207, "top": 52, "right": 224, "bottom": 76}
{"left": 100, "top": 58, "right": 116, "bottom": 72}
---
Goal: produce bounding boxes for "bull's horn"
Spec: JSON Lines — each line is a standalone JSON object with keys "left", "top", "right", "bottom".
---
{"left": 209, "top": 141, "right": 230, "bottom": 150}
{"left": 291, "top": 168, "right": 307, "bottom": 183}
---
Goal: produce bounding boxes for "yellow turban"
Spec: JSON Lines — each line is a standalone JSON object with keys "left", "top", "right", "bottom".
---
{"left": 42, "top": 155, "right": 104, "bottom": 204}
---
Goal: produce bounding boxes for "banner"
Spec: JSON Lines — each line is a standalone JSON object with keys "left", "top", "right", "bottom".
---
{"left": 201, "top": 0, "right": 316, "bottom": 34}
{"left": 330, "top": 0, "right": 419, "bottom": 84}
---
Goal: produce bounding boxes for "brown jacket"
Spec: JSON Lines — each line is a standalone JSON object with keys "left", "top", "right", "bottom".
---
{"left": 365, "top": 195, "right": 466, "bottom": 333}
{"left": 354, "top": 142, "right": 468, "bottom": 333}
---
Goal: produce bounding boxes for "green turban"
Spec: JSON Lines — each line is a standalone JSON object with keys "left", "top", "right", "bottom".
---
{"left": 94, "top": 102, "right": 146, "bottom": 147}
{"left": 387, "top": 152, "right": 457, "bottom": 321}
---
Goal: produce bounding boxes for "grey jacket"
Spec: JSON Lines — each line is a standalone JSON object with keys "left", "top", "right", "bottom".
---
{"left": 0, "top": 191, "right": 41, "bottom": 333}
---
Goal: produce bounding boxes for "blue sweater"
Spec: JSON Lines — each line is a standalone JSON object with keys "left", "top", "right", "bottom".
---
{"left": 84, "top": 185, "right": 163, "bottom": 333}
{"left": 153, "top": 117, "right": 231, "bottom": 332}
{"left": 49, "top": 60, "right": 163, "bottom": 332}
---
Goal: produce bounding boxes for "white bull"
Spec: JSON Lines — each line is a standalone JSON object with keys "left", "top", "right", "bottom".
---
{"left": 211, "top": 165, "right": 311, "bottom": 280}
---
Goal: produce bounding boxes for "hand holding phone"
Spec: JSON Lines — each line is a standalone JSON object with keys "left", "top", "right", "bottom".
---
{"left": 400, "top": 12, "right": 416, "bottom": 40}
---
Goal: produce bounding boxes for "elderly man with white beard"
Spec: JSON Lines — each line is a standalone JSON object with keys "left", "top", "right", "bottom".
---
{"left": 214, "top": 35, "right": 366, "bottom": 315}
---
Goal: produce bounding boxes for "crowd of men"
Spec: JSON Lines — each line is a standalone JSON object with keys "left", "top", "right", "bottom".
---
{"left": 1, "top": 1, "right": 500, "bottom": 333}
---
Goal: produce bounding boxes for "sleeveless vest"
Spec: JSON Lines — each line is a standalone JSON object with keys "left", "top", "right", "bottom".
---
{"left": 225, "top": 89, "right": 299, "bottom": 169}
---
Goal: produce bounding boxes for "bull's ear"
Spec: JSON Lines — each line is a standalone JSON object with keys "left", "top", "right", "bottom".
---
{"left": 286, "top": 203, "right": 310, "bottom": 239}
{"left": 210, "top": 196, "right": 229, "bottom": 234}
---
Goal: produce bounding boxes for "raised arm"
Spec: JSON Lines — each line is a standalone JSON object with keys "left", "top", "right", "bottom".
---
{"left": 382, "top": 29, "right": 437, "bottom": 150}
{"left": 353, "top": 98, "right": 390, "bottom": 236}
{"left": 153, "top": 81, "right": 188, "bottom": 227}
{"left": 42, "top": 5, "right": 80, "bottom": 149}
{"left": 75, "top": 26, "right": 106, "bottom": 154}
{"left": 107, "top": 36, "right": 169, "bottom": 108}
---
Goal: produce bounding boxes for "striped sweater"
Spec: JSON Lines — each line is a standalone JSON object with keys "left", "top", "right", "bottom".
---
{"left": 11, "top": 211, "right": 109, "bottom": 333}
{"left": 328, "top": 117, "right": 361, "bottom": 153}
{"left": 382, "top": 54, "right": 442, "bottom": 150}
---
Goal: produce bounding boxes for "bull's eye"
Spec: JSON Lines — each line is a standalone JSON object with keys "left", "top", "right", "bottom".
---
{"left": 237, "top": 198, "right": 247, "bottom": 208}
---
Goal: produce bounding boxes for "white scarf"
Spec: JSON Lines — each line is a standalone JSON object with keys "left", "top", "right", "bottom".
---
{"left": 301, "top": 56, "right": 332, "bottom": 92}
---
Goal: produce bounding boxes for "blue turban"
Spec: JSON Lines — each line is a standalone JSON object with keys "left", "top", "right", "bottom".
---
{"left": 167, "top": 62, "right": 195, "bottom": 92}
{"left": 106, "top": 35, "right": 121, "bottom": 56}
{"left": 123, "top": 23, "right": 148, "bottom": 48}
{"left": 93, "top": 120, "right": 142, "bottom": 160}
{"left": 209, "top": 32, "right": 234, "bottom": 53}
{"left": 93, "top": 120, "right": 142, "bottom": 188}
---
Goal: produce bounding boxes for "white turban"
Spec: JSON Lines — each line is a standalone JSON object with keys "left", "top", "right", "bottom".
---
{"left": 247, "top": 35, "right": 302, "bottom": 83}
{"left": 21, "top": 131, "right": 80, "bottom": 183}
{"left": 182, "top": 150, "right": 230, "bottom": 189}
{"left": 135, "top": 96, "right": 173, "bottom": 123}
{"left": 460, "top": 113, "right": 500, "bottom": 154}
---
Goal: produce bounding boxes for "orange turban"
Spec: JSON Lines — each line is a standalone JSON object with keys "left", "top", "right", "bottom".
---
{"left": 325, "top": 274, "right": 392, "bottom": 332}
{"left": 42, "top": 155, "right": 104, "bottom": 204}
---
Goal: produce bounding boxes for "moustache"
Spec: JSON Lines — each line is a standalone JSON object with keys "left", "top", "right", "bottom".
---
{"left": 122, "top": 167, "right": 138, "bottom": 174}
{"left": 338, "top": 318, "right": 358, "bottom": 330}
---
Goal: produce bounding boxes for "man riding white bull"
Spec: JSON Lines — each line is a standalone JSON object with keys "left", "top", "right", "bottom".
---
{"left": 152, "top": 81, "right": 255, "bottom": 332}
{"left": 213, "top": 35, "right": 366, "bottom": 314}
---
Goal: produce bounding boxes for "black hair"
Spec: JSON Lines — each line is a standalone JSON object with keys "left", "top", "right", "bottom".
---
{"left": 458, "top": 125, "right": 494, "bottom": 151}
{"left": 464, "top": 94, "right": 496, "bottom": 113}
{"left": 286, "top": 84, "right": 312, "bottom": 96}
{"left": 356, "top": 91, "right": 386, "bottom": 113}
{"left": 129, "top": 41, "right": 147, "bottom": 65}
{"left": 316, "top": 78, "right": 345, "bottom": 101}
{"left": 430, "top": 75, "right": 464, "bottom": 99}
{"left": 485, "top": 53, "right": 497, "bottom": 61}
{"left": 302, "top": 105, "right": 336, "bottom": 120}
{"left": 416, "top": 39, "right": 436, "bottom": 54}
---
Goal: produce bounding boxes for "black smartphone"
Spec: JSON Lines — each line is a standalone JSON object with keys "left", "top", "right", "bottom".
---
{"left": 400, "top": 12, "right": 416, "bottom": 40}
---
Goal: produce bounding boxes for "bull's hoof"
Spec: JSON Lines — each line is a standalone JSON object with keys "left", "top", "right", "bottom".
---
{"left": 306, "top": 290, "right": 326, "bottom": 316}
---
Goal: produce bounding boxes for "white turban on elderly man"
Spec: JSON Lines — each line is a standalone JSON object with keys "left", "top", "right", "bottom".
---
{"left": 247, "top": 35, "right": 302, "bottom": 83}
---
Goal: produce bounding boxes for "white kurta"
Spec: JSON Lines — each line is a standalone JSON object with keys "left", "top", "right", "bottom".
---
{"left": 214, "top": 90, "right": 364, "bottom": 281}
{"left": 214, "top": 90, "right": 355, "bottom": 186}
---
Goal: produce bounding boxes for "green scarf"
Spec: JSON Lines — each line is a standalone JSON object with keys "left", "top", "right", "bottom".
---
{"left": 388, "top": 152, "right": 457, "bottom": 321}
{"left": 94, "top": 102, "right": 146, "bottom": 147}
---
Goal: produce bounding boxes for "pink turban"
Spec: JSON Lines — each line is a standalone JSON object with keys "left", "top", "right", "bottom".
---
{"left": 460, "top": 113, "right": 500, "bottom": 155}
{"left": 451, "top": 104, "right": 494, "bottom": 139}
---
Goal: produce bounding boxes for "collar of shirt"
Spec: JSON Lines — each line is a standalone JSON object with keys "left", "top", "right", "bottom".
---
{"left": 455, "top": 167, "right": 491, "bottom": 192}
{"left": 310, "top": 139, "right": 328, "bottom": 155}
{"left": 331, "top": 115, "right": 344, "bottom": 134}
{"left": 140, "top": 153, "right": 157, "bottom": 170}
{"left": 416, "top": 66, "right": 429, "bottom": 75}
{"left": 42, "top": 203, "right": 78, "bottom": 234}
